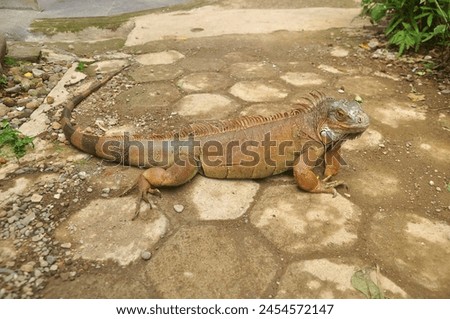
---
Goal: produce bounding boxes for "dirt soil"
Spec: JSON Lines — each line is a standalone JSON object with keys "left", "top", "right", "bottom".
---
{"left": 1, "top": 1, "right": 449, "bottom": 299}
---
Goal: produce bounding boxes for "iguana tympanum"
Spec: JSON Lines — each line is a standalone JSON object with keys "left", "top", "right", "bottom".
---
{"left": 62, "top": 69, "right": 369, "bottom": 220}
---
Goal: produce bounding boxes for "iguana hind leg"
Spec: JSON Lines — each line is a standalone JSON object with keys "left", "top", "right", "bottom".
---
{"left": 132, "top": 157, "right": 199, "bottom": 220}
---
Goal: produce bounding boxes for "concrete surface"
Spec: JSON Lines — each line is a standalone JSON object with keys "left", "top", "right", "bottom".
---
{"left": 0, "top": 0, "right": 188, "bottom": 39}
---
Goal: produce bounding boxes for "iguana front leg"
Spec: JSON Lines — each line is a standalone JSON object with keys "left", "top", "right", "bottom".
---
{"left": 293, "top": 145, "right": 345, "bottom": 196}
{"left": 323, "top": 144, "right": 342, "bottom": 180}
{"left": 131, "top": 156, "right": 199, "bottom": 220}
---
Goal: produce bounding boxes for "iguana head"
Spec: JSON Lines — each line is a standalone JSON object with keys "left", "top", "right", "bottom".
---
{"left": 319, "top": 99, "right": 369, "bottom": 144}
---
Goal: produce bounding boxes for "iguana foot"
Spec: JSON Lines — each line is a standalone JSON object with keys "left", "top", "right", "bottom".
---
{"left": 132, "top": 188, "right": 161, "bottom": 220}
{"left": 324, "top": 180, "right": 348, "bottom": 198}
{"left": 130, "top": 175, "right": 163, "bottom": 221}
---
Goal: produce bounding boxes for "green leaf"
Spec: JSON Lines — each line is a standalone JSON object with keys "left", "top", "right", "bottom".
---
{"left": 447, "top": 183, "right": 450, "bottom": 192}
{"left": 371, "top": 3, "right": 387, "bottom": 22}
{"left": 0, "top": 120, "right": 34, "bottom": 158}
{"left": 76, "top": 62, "right": 86, "bottom": 72}
{"left": 434, "top": 24, "right": 446, "bottom": 34}
{"left": 402, "top": 22, "right": 412, "bottom": 30}
{"left": 386, "top": 17, "right": 403, "bottom": 35}
{"left": 427, "top": 13, "right": 433, "bottom": 27}
{"left": 351, "top": 270, "right": 384, "bottom": 299}
{"left": 3, "top": 56, "right": 18, "bottom": 66}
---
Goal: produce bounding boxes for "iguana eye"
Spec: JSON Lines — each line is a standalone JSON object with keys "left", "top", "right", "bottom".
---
{"left": 336, "top": 108, "right": 346, "bottom": 119}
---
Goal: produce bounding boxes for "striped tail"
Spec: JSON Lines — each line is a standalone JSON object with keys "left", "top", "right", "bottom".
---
{"left": 61, "top": 68, "right": 124, "bottom": 158}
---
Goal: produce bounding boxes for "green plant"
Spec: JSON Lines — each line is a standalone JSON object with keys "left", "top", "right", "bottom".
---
{"left": 0, "top": 75, "right": 7, "bottom": 87}
{"left": 351, "top": 269, "right": 385, "bottom": 299}
{"left": 0, "top": 120, "right": 34, "bottom": 159}
{"left": 76, "top": 61, "right": 86, "bottom": 72}
{"left": 4, "top": 56, "right": 19, "bottom": 66}
{"left": 361, "top": 0, "right": 450, "bottom": 55}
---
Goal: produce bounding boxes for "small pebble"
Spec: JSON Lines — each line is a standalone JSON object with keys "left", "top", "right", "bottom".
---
{"left": 46, "top": 255, "right": 56, "bottom": 265}
{"left": 173, "top": 204, "right": 184, "bottom": 213}
{"left": 51, "top": 122, "right": 62, "bottom": 130}
{"left": 25, "top": 100, "right": 40, "bottom": 110}
{"left": 78, "top": 171, "right": 88, "bottom": 180}
{"left": 30, "top": 193, "right": 43, "bottom": 203}
{"left": 354, "top": 95, "right": 363, "bottom": 103}
{"left": 47, "top": 96, "right": 55, "bottom": 104}
{"left": 429, "top": 181, "right": 435, "bottom": 186}
{"left": 20, "top": 263, "right": 34, "bottom": 273}
{"left": 141, "top": 251, "right": 152, "bottom": 260}
{"left": 61, "top": 243, "right": 72, "bottom": 249}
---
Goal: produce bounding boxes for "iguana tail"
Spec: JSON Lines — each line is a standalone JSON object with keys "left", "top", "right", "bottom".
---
{"left": 61, "top": 68, "right": 124, "bottom": 160}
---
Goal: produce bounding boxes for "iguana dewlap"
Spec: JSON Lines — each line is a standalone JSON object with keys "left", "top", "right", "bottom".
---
{"left": 61, "top": 70, "right": 369, "bottom": 220}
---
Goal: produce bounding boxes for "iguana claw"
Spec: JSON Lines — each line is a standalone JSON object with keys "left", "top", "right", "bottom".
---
{"left": 321, "top": 180, "right": 348, "bottom": 197}
{"left": 132, "top": 187, "right": 161, "bottom": 221}
{"left": 324, "top": 180, "right": 347, "bottom": 190}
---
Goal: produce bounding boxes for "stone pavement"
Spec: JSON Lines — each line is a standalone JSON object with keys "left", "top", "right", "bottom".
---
{"left": 1, "top": 1, "right": 450, "bottom": 299}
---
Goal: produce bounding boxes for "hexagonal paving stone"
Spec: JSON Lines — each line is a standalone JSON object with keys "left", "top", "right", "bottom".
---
{"left": 44, "top": 268, "right": 153, "bottom": 298}
{"left": 187, "top": 176, "right": 259, "bottom": 220}
{"left": 223, "top": 51, "right": 260, "bottom": 63}
{"left": 369, "top": 212, "right": 450, "bottom": 295}
{"left": 55, "top": 196, "right": 168, "bottom": 266}
{"left": 318, "top": 64, "right": 344, "bottom": 74}
{"left": 179, "top": 57, "right": 226, "bottom": 72}
{"left": 280, "top": 72, "right": 325, "bottom": 87}
{"left": 175, "top": 93, "right": 236, "bottom": 118}
{"left": 146, "top": 225, "right": 279, "bottom": 298}
{"left": 418, "top": 140, "right": 450, "bottom": 163}
{"left": 350, "top": 170, "right": 399, "bottom": 198}
{"left": 229, "top": 61, "right": 279, "bottom": 79}
{"left": 230, "top": 81, "right": 289, "bottom": 102}
{"left": 341, "top": 128, "right": 383, "bottom": 151}
{"left": 115, "top": 82, "right": 181, "bottom": 116}
{"left": 177, "top": 72, "right": 231, "bottom": 93}
{"left": 276, "top": 259, "right": 408, "bottom": 298}
{"left": 129, "top": 65, "right": 183, "bottom": 83}
{"left": 135, "top": 50, "right": 185, "bottom": 65}
{"left": 250, "top": 185, "right": 360, "bottom": 254}
{"left": 337, "top": 76, "right": 394, "bottom": 97}
{"left": 365, "top": 100, "right": 426, "bottom": 128}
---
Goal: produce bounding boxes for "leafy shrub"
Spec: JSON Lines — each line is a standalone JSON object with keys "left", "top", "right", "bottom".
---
{"left": 0, "top": 120, "right": 34, "bottom": 159}
{"left": 361, "top": 0, "right": 450, "bottom": 55}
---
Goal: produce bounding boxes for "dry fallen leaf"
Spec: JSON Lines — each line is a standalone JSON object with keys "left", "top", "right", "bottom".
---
{"left": 407, "top": 93, "right": 426, "bottom": 102}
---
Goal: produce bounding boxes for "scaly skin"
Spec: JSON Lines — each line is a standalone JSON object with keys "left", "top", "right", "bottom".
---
{"left": 61, "top": 69, "right": 370, "bottom": 220}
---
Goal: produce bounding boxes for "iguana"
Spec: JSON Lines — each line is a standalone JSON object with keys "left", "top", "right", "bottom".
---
{"left": 62, "top": 69, "right": 369, "bottom": 220}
